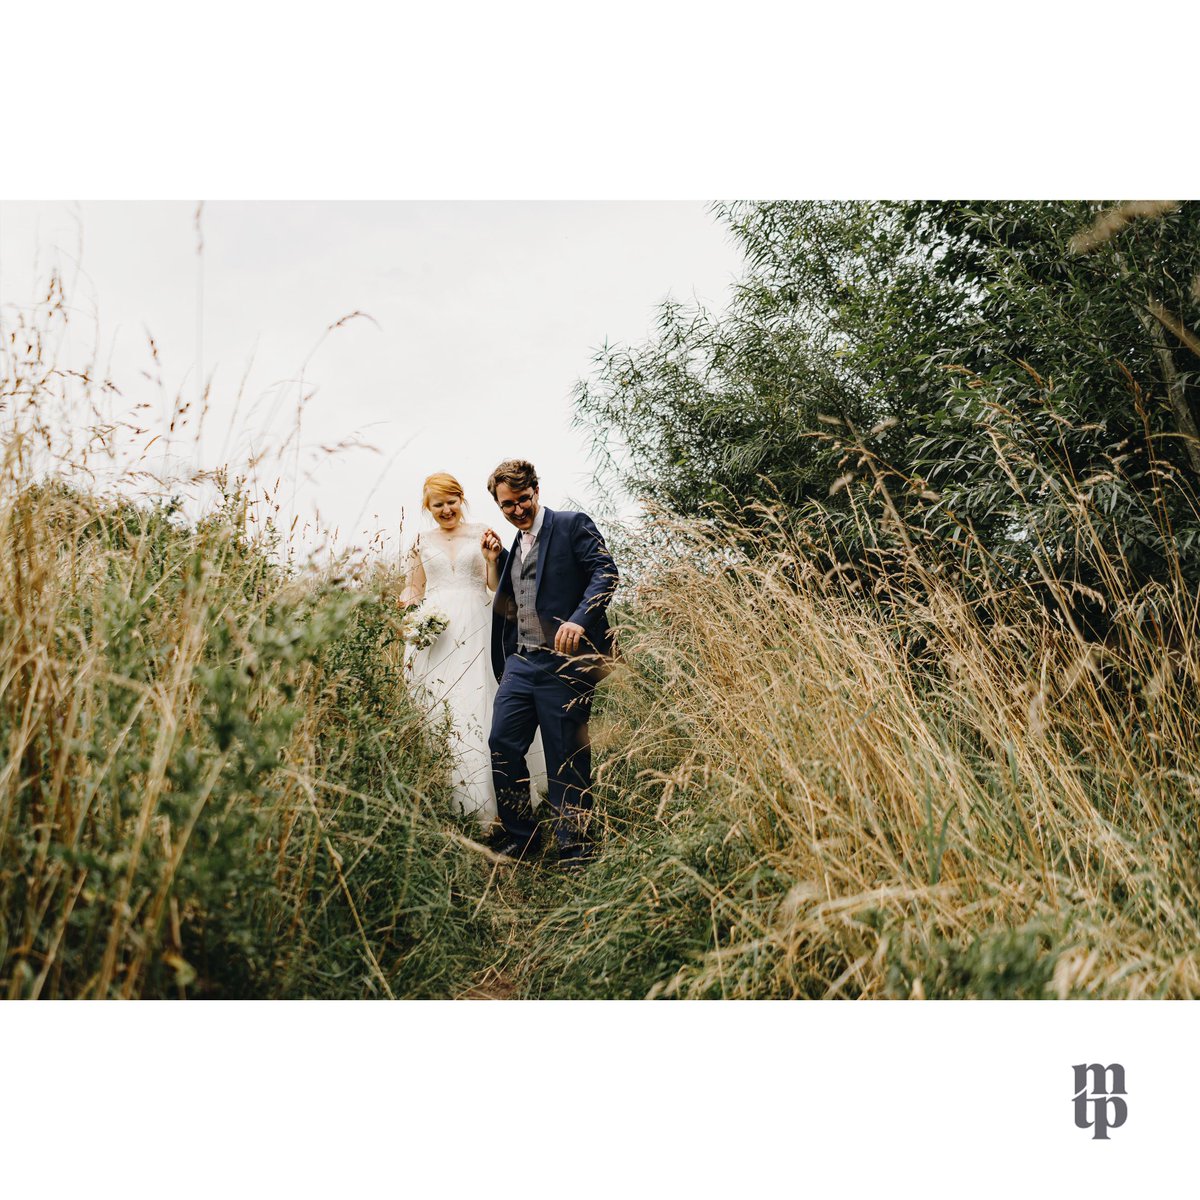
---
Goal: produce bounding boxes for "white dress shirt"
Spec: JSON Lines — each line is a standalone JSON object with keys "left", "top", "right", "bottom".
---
{"left": 515, "top": 506, "right": 546, "bottom": 563}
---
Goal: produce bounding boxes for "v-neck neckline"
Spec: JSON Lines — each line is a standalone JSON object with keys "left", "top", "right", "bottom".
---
{"left": 429, "top": 528, "right": 470, "bottom": 571}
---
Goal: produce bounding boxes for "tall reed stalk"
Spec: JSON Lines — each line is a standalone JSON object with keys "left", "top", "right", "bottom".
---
{"left": 512, "top": 484, "right": 1200, "bottom": 998}
{"left": 0, "top": 281, "right": 494, "bottom": 999}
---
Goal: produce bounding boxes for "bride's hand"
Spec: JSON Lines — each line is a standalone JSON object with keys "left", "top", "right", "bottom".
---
{"left": 481, "top": 528, "right": 502, "bottom": 563}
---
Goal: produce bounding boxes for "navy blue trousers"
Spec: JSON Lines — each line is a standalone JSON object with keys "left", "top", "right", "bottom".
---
{"left": 488, "top": 650, "right": 593, "bottom": 849}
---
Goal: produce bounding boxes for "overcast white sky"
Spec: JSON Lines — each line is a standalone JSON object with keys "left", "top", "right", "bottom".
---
{"left": 0, "top": 201, "right": 743, "bottom": 560}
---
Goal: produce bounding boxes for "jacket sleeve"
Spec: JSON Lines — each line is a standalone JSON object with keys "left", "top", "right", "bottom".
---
{"left": 567, "top": 513, "right": 618, "bottom": 631}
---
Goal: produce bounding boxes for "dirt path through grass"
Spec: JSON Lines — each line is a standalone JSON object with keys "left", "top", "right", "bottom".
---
{"left": 453, "top": 857, "right": 582, "bottom": 1000}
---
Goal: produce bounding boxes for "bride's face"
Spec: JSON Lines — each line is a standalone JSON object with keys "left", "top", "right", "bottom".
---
{"left": 428, "top": 492, "right": 464, "bottom": 530}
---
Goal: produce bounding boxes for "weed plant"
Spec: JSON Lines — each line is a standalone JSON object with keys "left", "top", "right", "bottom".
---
{"left": 0, "top": 290, "right": 496, "bottom": 999}
{"left": 7, "top": 234, "right": 1200, "bottom": 1001}
{"left": 516, "top": 489, "right": 1200, "bottom": 999}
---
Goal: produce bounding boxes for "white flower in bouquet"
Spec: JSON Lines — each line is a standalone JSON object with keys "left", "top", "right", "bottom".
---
{"left": 402, "top": 604, "right": 450, "bottom": 651}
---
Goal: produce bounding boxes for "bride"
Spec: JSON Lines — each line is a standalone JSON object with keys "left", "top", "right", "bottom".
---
{"left": 399, "top": 472, "right": 544, "bottom": 832}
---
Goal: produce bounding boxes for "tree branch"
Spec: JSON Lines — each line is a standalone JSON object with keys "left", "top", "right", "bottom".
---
{"left": 1141, "top": 299, "right": 1200, "bottom": 483}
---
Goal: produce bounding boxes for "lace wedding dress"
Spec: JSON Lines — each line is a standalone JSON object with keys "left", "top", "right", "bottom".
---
{"left": 407, "top": 524, "right": 545, "bottom": 829}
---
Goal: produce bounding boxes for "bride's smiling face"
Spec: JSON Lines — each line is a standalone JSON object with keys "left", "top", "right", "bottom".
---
{"left": 428, "top": 492, "right": 464, "bottom": 530}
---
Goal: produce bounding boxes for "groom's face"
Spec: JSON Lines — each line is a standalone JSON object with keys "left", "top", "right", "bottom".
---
{"left": 494, "top": 482, "right": 540, "bottom": 531}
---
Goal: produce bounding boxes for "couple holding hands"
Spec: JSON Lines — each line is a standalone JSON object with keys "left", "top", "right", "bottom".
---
{"left": 400, "top": 458, "right": 618, "bottom": 867}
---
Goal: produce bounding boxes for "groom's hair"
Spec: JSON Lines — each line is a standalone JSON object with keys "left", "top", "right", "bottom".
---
{"left": 487, "top": 459, "right": 538, "bottom": 498}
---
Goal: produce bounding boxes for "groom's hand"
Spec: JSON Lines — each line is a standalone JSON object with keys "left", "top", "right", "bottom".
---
{"left": 555, "top": 621, "right": 586, "bottom": 655}
{"left": 481, "top": 528, "right": 502, "bottom": 562}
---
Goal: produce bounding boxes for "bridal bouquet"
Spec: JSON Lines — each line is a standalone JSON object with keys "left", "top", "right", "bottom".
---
{"left": 401, "top": 603, "right": 450, "bottom": 651}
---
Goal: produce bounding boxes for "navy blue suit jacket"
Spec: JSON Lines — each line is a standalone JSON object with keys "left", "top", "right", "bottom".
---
{"left": 490, "top": 506, "right": 618, "bottom": 684}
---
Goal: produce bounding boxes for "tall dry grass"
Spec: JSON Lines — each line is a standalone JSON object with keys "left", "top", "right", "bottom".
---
{"left": 7, "top": 256, "right": 1200, "bottom": 1001}
{"left": 510, "top": 496, "right": 1200, "bottom": 999}
{"left": 0, "top": 282, "right": 495, "bottom": 999}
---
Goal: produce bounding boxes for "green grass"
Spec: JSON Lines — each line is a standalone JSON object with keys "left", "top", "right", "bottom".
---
{"left": 6, "top": 275, "right": 1200, "bottom": 1001}
{"left": 0, "top": 478, "right": 499, "bottom": 998}
{"left": 7, "top": 476, "right": 1200, "bottom": 999}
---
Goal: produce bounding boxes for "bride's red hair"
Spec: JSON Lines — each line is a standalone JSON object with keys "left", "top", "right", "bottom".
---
{"left": 421, "top": 472, "right": 467, "bottom": 511}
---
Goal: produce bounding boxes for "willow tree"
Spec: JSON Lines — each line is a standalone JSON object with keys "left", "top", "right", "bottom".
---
{"left": 576, "top": 201, "right": 1200, "bottom": 600}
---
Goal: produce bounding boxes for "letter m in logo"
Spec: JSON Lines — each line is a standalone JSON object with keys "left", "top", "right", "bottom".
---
{"left": 1073, "top": 1063, "right": 1127, "bottom": 1140}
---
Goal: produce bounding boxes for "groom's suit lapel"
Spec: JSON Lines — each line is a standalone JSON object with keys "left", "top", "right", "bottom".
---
{"left": 499, "top": 506, "right": 554, "bottom": 598}
{"left": 535, "top": 507, "right": 555, "bottom": 603}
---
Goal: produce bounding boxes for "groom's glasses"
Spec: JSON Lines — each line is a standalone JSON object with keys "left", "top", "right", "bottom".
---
{"left": 498, "top": 493, "right": 535, "bottom": 514}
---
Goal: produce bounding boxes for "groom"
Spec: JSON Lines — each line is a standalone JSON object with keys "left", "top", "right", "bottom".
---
{"left": 480, "top": 458, "right": 618, "bottom": 866}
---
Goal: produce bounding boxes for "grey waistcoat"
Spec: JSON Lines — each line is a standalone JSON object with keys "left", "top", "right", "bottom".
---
{"left": 514, "top": 537, "right": 546, "bottom": 651}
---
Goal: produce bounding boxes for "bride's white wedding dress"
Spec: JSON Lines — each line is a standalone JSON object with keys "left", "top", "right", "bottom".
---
{"left": 407, "top": 524, "right": 545, "bottom": 829}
